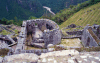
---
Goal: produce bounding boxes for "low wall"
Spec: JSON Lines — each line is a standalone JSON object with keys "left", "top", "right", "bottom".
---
{"left": 66, "top": 30, "right": 83, "bottom": 35}
{"left": 14, "top": 21, "right": 27, "bottom": 54}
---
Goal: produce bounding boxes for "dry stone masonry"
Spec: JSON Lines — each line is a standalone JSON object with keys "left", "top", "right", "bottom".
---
{"left": 15, "top": 19, "right": 61, "bottom": 54}
{"left": 15, "top": 21, "right": 27, "bottom": 54}
{"left": 26, "top": 19, "right": 61, "bottom": 48}
{"left": 81, "top": 24, "right": 100, "bottom": 47}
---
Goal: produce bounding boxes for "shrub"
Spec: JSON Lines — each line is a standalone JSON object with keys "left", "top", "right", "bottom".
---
{"left": 1, "top": 30, "right": 10, "bottom": 35}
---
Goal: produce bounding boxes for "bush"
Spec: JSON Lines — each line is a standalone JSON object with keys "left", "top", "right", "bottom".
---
{"left": 1, "top": 30, "right": 10, "bottom": 35}
{"left": 14, "top": 29, "right": 18, "bottom": 34}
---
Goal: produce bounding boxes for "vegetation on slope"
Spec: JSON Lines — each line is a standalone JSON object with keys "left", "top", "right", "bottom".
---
{"left": 52, "top": 0, "right": 100, "bottom": 25}
{"left": 0, "top": 0, "right": 44, "bottom": 20}
{"left": 60, "top": 2, "right": 100, "bottom": 28}
{"left": 39, "top": 0, "right": 88, "bottom": 13}
{"left": 0, "top": 0, "right": 88, "bottom": 21}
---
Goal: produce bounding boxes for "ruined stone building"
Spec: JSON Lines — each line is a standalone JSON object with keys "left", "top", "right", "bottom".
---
{"left": 81, "top": 24, "right": 100, "bottom": 47}
{"left": 15, "top": 19, "right": 61, "bottom": 54}
{"left": 26, "top": 19, "right": 61, "bottom": 48}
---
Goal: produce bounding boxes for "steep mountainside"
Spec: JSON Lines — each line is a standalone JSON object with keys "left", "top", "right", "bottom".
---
{"left": 0, "top": 0, "right": 88, "bottom": 20}
{"left": 60, "top": 2, "right": 100, "bottom": 28}
{"left": 0, "top": 0, "right": 44, "bottom": 20}
{"left": 39, "top": 0, "right": 88, "bottom": 13}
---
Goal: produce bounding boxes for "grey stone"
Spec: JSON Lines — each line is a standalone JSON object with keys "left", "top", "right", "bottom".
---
{"left": 48, "top": 48, "right": 54, "bottom": 52}
{"left": 47, "top": 44, "right": 54, "bottom": 48}
{"left": 32, "top": 43, "right": 45, "bottom": 48}
{"left": 0, "top": 56, "right": 3, "bottom": 63}
{"left": 0, "top": 42, "right": 9, "bottom": 49}
{"left": 81, "top": 25, "right": 99, "bottom": 47}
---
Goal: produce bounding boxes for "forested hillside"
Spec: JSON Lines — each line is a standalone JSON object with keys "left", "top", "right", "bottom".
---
{"left": 60, "top": 2, "right": 100, "bottom": 28}
{"left": 52, "top": 0, "right": 100, "bottom": 25}
{"left": 0, "top": 0, "right": 88, "bottom": 21}
{"left": 0, "top": 0, "right": 44, "bottom": 20}
{"left": 39, "top": 0, "right": 88, "bottom": 13}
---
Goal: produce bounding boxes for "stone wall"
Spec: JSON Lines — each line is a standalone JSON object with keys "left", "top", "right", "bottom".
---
{"left": 21, "top": 49, "right": 48, "bottom": 55}
{"left": 81, "top": 25, "right": 98, "bottom": 47}
{"left": 26, "top": 19, "right": 61, "bottom": 48}
{"left": 15, "top": 21, "right": 27, "bottom": 54}
{"left": 15, "top": 19, "right": 61, "bottom": 54}
{"left": 66, "top": 30, "right": 83, "bottom": 35}
{"left": 43, "top": 29, "right": 61, "bottom": 48}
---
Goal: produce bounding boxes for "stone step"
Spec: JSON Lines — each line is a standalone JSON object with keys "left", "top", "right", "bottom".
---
{"left": 32, "top": 43, "right": 45, "bottom": 48}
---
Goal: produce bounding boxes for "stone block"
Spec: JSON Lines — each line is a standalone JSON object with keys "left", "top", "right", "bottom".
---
{"left": 0, "top": 56, "right": 3, "bottom": 63}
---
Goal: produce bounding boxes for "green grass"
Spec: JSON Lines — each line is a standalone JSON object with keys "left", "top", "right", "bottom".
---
{"left": 14, "top": 29, "right": 18, "bottom": 34}
{"left": 0, "top": 30, "right": 11, "bottom": 35}
{"left": 75, "top": 46, "right": 100, "bottom": 52}
{"left": 60, "top": 2, "right": 100, "bottom": 28}
{"left": 61, "top": 38, "right": 82, "bottom": 47}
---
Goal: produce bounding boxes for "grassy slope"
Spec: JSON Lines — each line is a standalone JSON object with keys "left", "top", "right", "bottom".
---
{"left": 60, "top": 2, "right": 100, "bottom": 28}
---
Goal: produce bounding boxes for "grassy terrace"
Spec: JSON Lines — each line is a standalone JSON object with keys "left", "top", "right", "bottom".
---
{"left": 61, "top": 38, "right": 82, "bottom": 47}
{"left": 88, "top": 28, "right": 100, "bottom": 44}
{"left": 60, "top": 2, "right": 100, "bottom": 28}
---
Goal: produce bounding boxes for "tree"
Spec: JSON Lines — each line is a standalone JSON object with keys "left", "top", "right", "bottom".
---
{"left": 1, "top": 18, "right": 8, "bottom": 25}
{"left": 28, "top": 16, "right": 37, "bottom": 20}
{"left": 69, "top": 5, "right": 74, "bottom": 9}
{"left": 14, "top": 16, "right": 18, "bottom": 22}
{"left": 8, "top": 20, "right": 14, "bottom": 24}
